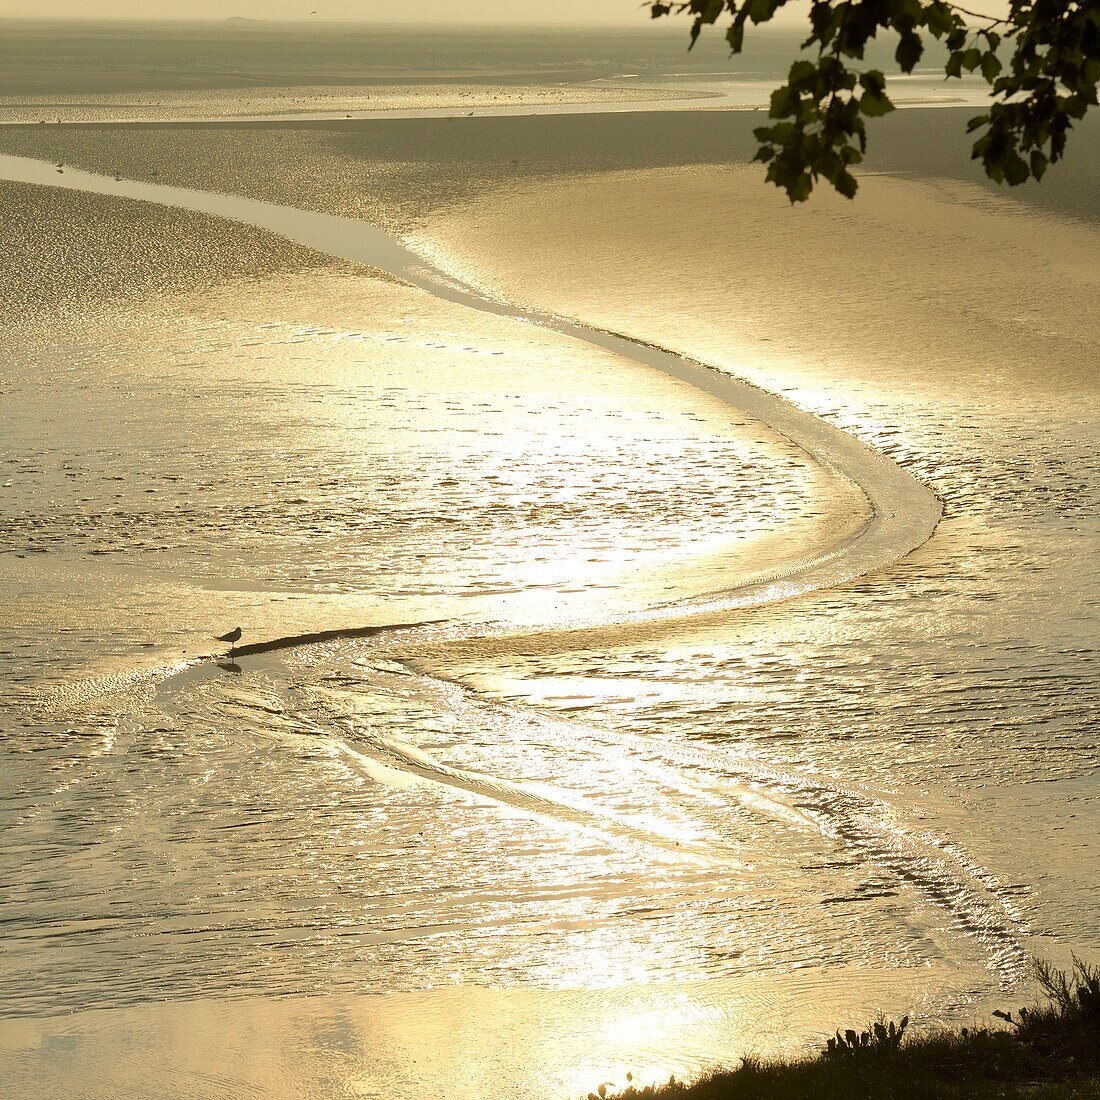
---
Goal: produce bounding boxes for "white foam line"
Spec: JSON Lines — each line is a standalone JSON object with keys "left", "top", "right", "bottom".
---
{"left": 0, "top": 85, "right": 991, "bottom": 127}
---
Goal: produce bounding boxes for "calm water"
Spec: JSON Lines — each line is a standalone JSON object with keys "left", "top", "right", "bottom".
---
{"left": 0, "top": 24, "right": 1097, "bottom": 1100}
{"left": 0, "top": 21, "right": 987, "bottom": 123}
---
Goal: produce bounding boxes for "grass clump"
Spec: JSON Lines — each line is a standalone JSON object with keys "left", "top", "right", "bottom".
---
{"left": 595, "top": 957, "right": 1100, "bottom": 1100}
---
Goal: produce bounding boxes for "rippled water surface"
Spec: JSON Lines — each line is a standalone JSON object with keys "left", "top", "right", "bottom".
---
{"left": 1, "top": 44, "right": 1098, "bottom": 1100}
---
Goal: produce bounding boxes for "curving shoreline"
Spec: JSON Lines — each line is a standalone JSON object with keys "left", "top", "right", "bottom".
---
{"left": 1, "top": 20, "right": 1096, "bottom": 1084}
{"left": 6, "top": 149, "right": 1057, "bottom": 1096}
{"left": 0, "top": 151, "right": 940, "bottom": 657}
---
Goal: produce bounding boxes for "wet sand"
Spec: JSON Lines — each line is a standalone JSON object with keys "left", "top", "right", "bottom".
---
{"left": 0, "top": 967, "right": 981, "bottom": 1100}
{"left": 2, "top": 165, "right": 863, "bottom": 689}
{"left": 1, "top": 108, "right": 1097, "bottom": 235}
{"left": 1, "top": 93, "right": 1097, "bottom": 1100}
{"left": 407, "top": 158, "right": 1099, "bottom": 974}
{"left": 413, "top": 163, "right": 1100, "bottom": 400}
{"left": 0, "top": 178, "right": 345, "bottom": 334}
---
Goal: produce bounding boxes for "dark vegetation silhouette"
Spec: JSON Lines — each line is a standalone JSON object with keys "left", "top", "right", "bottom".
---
{"left": 651, "top": 0, "right": 1100, "bottom": 200}
{"left": 590, "top": 956, "right": 1100, "bottom": 1099}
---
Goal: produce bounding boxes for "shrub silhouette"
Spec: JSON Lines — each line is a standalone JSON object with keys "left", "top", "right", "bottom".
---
{"left": 592, "top": 955, "right": 1100, "bottom": 1099}
{"left": 823, "top": 1015, "right": 907, "bottom": 1058}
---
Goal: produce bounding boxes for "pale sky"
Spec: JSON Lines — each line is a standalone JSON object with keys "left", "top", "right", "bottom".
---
{"left": 4, "top": 0, "right": 1011, "bottom": 23}
{"left": 4, "top": 0, "right": 645, "bottom": 21}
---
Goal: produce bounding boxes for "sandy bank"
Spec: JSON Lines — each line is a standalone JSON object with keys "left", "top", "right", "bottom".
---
{"left": 1, "top": 177, "right": 858, "bottom": 694}
{"left": 1, "top": 108, "right": 1096, "bottom": 236}
{"left": 412, "top": 164, "right": 1100, "bottom": 403}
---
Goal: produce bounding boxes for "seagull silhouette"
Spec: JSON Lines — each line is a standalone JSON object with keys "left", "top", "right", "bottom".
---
{"left": 216, "top": 626, "right": 243, "bottom": 653}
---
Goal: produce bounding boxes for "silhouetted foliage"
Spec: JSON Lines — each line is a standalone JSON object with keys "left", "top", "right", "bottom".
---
{"left": 650, "top": 0, "right": 1100, "bottom": 201}
{"left": 823, "top": 1015, "right": 908, "bottom": 1058}
{"left": 594, "top": 956, "right": 1100, "bottom": 1099}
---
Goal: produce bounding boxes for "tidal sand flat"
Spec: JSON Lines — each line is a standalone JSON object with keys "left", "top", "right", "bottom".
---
{"left": 1, "top": 154, "right": 883, "bottom": 1098}
{"left": 1, "top": 19, "right": 1098, "bottom": 1100}
{"left": 411, "top": 156, "right": 1098, "bottom": 930}
{"left": 3, "top": 109, "right": 1097, "bottom": 234}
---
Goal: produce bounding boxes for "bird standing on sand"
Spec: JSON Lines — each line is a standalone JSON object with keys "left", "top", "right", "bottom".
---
{"left": 216, "top": 626, "right": 243, "bottom": 654}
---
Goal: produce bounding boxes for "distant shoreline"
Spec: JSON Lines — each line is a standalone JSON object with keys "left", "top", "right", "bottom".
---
{"left": 0, "top": 95, "right": 982, "bottom": 129}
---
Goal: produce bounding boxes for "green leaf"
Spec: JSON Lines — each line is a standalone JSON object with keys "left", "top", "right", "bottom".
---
{"left": 1003, "top": 153, "right": 1029, "bottom": 185}
{"left": 895, "top": 32, "right": 923, "bottom": 73}
{"left": 859, "top": 69, "right": 887, "bottom": 96}
{"left": 758, "top": 121, "right": 794, "bottom": 142}
{"left": 859, "top": 89, "right": 895, "bottom": 117}
{"left": 789, "top": 59, "right": 816, "bottom": 84}
{"left": 769, "top": 84, "right": 798, "bottom": 117}
{"left": 655, "top": 0, "right": 1100, "bottom": 201}
{"left": 980, "top": 52, "right": 1002, "bottom": 82}
{"left": 925, "top": 2, "right": 957, "bottom": 38}
{"left": 895, "top": 0, "right": 923, "bottom": 26}
{"left": 787, "top": 173, "right": 813, "bottom": 202}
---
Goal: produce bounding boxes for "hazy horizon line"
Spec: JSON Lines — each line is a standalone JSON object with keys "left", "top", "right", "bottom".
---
{"left": 0, "top": 14, "right": 813, "bottom": 31}
{"left": 0, "top": 14, "right": 709, "bottom": 24}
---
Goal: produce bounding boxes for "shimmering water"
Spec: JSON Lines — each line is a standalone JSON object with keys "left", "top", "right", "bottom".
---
{"left": 0, "top": 32, "right": 1098, "bottom": 1100}
{"left": 410, "top": 163, "right": 1100, "bottom": 985}
{"left": 0, "top": 22, "right": 986, "bottom": 124}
